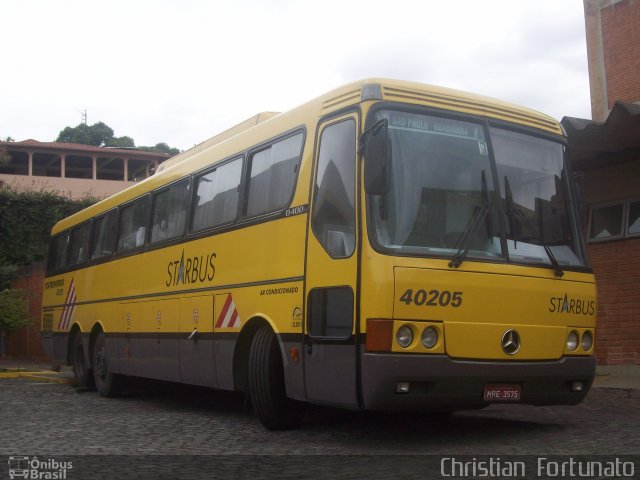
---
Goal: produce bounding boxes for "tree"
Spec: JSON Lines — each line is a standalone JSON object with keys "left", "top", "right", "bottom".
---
{"left": 56, "top": 122, "right": 114, "bottom": 147}
{"left": 139, "top": 143, "right": 180, "bottom": 156}
{"left": 0, "top": 137, "right": 14, "bottom": 165}
{"left": 55, "top": 121, "right": 180, "bottom": 155}
{"left": 104, "top": 136, "right": 135, "bottom": 148}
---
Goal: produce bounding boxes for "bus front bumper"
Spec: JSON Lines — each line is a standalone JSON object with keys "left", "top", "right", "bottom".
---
{"left": 360, "top": 354, "right": 596, "bottom": 411}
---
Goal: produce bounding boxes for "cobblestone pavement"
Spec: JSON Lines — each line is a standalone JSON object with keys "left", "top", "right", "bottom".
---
{"left": 1, "top": 378, "right": 639, "bottom": 478}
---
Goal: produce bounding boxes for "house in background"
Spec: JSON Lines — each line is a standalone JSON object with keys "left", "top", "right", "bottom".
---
{"left": 0, "top": 139, "right": 169, "bottom": 199}
{"left": 561, "top": 0, "right": 640, "bottom": 366}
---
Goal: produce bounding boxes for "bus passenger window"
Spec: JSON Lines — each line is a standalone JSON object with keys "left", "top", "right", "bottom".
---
{"left": 90, "top": 210, "right": 118, "bottom": 259}
{"left": 192, "top": 158, "right": 242, "bottom": 231}
{"left": 47, "top": 232, "right": 69, "bottom": 273}
{"left": 151, "top": 179, "right": 190, "bottom": 243}
{"left": 245, "top": 133, "right": 303, "bottom": 217}
{"left": 312, "top": 119, "right": 356, "bottom": 258}
{"left": 117, "top": 197, "right": 150, "bottom": 252}
{"left": 68, "top": 222, "right": 91, "bottom": 267}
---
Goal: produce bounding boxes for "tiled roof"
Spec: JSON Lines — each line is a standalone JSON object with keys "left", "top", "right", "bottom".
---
{"left": 562, "top": 101, "right": 640, "bottom": 170}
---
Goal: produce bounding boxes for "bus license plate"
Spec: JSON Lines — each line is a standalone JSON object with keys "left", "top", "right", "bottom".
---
{"left": 484, "top": 384, "right": 521, "bottom": 402}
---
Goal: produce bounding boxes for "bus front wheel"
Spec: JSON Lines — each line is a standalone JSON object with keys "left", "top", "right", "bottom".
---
{"left": 248, "top": 326, "right": 303, "bottom": 430}
{"left": 92, "top": 332, "right": 122, "bottom": 397}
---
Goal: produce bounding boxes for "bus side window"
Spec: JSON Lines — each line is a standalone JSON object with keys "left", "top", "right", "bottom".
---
{"left": 117, "top": 197, "right": 150, "bottom": 252}
{"left": 245, "top": 132, "right": 303, "bottom": 217}
{"left": 150, "top": 179, "right": 191, "bottom": 244}
{"left": 90, "top": 210, "right": 118, "bottom": 260}
{"left": 312, "top": 119, "right": 356, "bottom": 258}
{"left": 47, "top": 231, "right": 70, "bottom": 274}
{"left": 191, "top": 157, "right": 242, "bottom": 232}
{"left": 68, "top": 222, "right": 91, "bottom": 267}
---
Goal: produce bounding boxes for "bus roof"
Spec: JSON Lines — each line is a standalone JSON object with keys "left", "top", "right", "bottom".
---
{"left": 51, "top": 78, "right": 562, "bottom": 235}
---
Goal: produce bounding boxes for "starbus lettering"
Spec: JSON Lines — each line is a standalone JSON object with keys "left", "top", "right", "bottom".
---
{"left": 548, "top": 293, "right": 595, "bottom": 316}
{"left": 166, "top": 250, "right": 216, "bottom": 287}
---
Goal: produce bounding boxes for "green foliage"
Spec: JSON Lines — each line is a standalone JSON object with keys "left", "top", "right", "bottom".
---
{"left": 105, "top": 135, "right": 135, "bottom": 148}
{"left": 0, "top": 186, "right": 96, "bottom": 268}
{"left": 139, "top": 142, "right": 180, "bottom": 156}
{"left": 55, "top": 121, "right": 180, "bottom": 156}
{"left": 0, "top": 289, "right": 30, "bottom": 333}
{"left": 57, "top": 122, "right": 114, "bottom": 147}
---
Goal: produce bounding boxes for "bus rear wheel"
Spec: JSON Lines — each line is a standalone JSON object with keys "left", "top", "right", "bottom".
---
{"left": 92, "top": 332, "right": 122, "bottom": 397}
{"left": 71, "top": 333, "right": 93, "bottom": 388}
{"left": 248, "top": 326, "right": 303, "bottom": 430}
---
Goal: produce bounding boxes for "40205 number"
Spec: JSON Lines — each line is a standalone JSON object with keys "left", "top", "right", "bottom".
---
{"left": 399, "top": 289, "right": 463, "bottom": 307}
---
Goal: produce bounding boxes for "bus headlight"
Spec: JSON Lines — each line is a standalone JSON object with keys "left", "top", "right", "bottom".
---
{"left": 396, "top": 325, "right": 413, "bottom": 348}
{"left": 567, "top": 331, "right": 579, "bottom": 351}
{"left": 421, "top": 326, "right": 438, "bottom": 349}
{"left": 581, "top": 331, "right": 593, "bottom": 351}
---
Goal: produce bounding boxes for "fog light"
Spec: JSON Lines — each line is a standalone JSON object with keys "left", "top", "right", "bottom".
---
{"left": 421, "top": 326, "right": 438, "bottom": 349}
{"left": 396, "top": 382, "right": 410, "bottom": 394}
{"left": 571, "top": 381, "right": 585, "bottom": 392}
{"left": 582, "top": 331, "right": 593, "bottom": 351}
{"left": 396, "top": 325, "right": 413, "bottom": 348}
{"left": 567, "top": 331, "right": 579, "bottom": 351}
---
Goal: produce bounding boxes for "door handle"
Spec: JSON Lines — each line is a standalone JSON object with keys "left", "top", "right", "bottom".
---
{"left": 187, "top": 329, "right": 198, "bottom": 344}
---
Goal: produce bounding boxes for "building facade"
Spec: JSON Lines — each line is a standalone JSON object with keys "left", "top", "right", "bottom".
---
{"left": 0, "top": 140, "right": 169, "bottom": 199}
{"left": 560, "top": 0, "right": 640, "bottom": 365}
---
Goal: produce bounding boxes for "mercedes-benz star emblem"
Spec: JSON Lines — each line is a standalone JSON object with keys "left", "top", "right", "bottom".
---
{"left": 501, "top": 330, "right": 521, "bottom": 355}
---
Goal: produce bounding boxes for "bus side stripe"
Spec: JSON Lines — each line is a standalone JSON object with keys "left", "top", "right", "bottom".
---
{"left": 216, "top": 294, "right": 234, "bottom": 328}
{"left": 58, "top": 279, "right": 76, "bottom": 330}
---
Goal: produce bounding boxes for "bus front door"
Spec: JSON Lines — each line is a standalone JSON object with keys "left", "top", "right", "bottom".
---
{"left": 304, "top": 114, "right": 359, "bottom": 407}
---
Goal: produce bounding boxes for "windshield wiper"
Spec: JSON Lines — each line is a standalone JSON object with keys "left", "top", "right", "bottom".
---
{"left": 504, "top": 176, "right": 564, "bottom": 277}
{"left": 449, "top": 170, "right": 491, "bottom": 269}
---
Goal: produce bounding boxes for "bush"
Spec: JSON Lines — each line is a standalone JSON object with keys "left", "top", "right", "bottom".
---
{"left": 0, "top": 185, "right": 96, "bottom": 267}
{"left": 0, "top": 289, "right": 30, "bottom": 333}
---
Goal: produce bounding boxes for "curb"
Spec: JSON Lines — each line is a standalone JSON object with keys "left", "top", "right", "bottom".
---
{"left": 0, "top": 371, "right": 73, "bottom": 384}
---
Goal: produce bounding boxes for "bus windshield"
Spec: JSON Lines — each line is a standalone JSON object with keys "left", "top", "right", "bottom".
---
{"left": 368, "top": 109, "right": 586, "bottom": 269}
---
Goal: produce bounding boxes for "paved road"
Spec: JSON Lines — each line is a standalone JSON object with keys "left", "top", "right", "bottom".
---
{"left": 1, "top": 377, "right": 639, "bottom": 479}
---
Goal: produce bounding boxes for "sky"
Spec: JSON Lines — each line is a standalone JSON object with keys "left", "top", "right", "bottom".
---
{"left": 1, "top": 0, "right": 592, "bottom": 151}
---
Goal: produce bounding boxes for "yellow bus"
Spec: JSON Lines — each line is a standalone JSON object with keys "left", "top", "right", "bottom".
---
{"left": 41, "top": 78, "right": 596, "bottom": 429}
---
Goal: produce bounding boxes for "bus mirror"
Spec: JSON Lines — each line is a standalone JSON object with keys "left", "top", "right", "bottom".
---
{"left": 364, "top": 120, "right": 391, "bottom": 195}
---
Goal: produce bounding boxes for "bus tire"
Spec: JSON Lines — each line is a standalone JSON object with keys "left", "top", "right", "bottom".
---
{"left": 248, "top": 326, "right": 303, "bottom": 430}
{"left": 92, "top": 332, "right": 122, "bottom": 397}
{"left": 71, "top": 333, "right": 93, "bottom": 388}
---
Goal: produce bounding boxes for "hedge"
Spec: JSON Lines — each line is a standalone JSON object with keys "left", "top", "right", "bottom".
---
{"left": 0, "top": 185, "right": 96, "bottom": 274}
